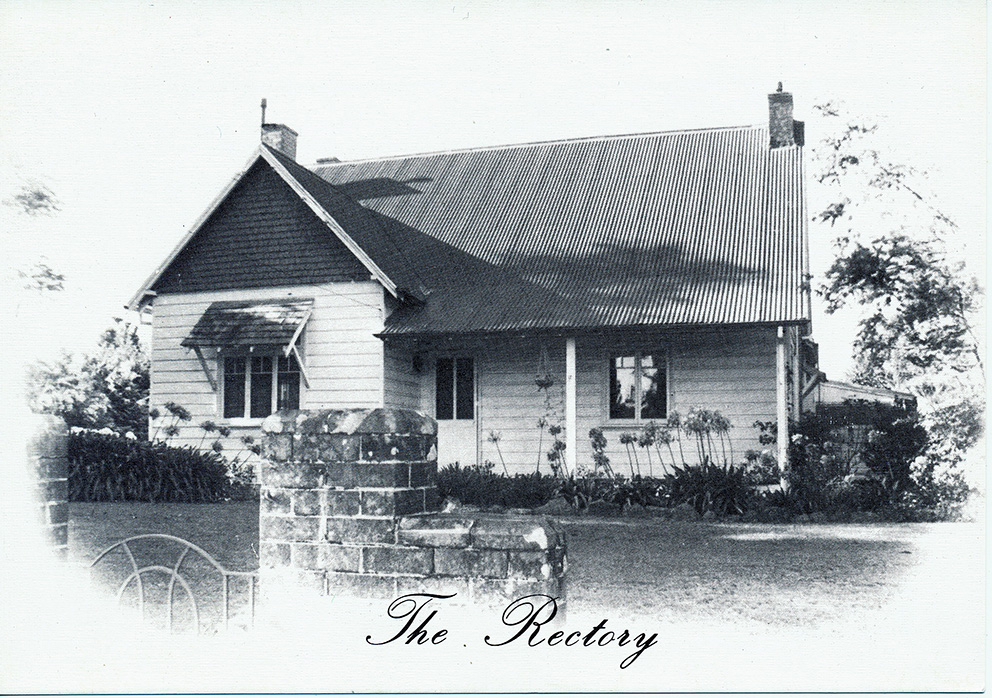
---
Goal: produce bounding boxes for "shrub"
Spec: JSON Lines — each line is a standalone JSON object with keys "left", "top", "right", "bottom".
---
{"left": 756, "top": 404, "right": 927, "bottom": 514}
{"left": 68, "top": 431, "right": 255, "bottom": 503}
{"left": 663, "top": 462, "right": 754, "bottom": 515}
{"left": 436, "top": 462, "right": 558, "bottom": 509}
{"left": 743, "top": 449, "right": 780, "bottom": 485}
{"left": 824, "top": 475, "right": 889, "bottom": 512}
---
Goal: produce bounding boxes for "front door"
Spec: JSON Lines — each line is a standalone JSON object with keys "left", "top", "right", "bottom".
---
{"left": 434, "top": 357, "right": 478, "bottom": 467}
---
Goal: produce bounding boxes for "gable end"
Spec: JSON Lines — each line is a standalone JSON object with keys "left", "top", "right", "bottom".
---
{"left": 152, "top": 159, "right": 371, "bottom": 294}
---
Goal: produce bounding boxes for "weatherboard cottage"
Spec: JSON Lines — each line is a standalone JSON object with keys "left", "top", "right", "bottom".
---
{"left": 129, "top": 87, "right": 818, "bottom": 474}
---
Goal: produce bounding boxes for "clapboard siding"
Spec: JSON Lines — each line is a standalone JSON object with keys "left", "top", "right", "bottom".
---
{"left": 150, "top": 282, "right": 385, "bottom": 451}
{"left": 403, "top": 327, "right": 780, "bottom": 474}
{"left": 383, "top": 345, "right": 420, "bottom": 410}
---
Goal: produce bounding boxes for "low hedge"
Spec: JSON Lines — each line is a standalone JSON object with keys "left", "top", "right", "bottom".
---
{"left": 68, "top": 431, "right": 255, "bottom": 503}
{"left": 437, "top": 463, "right": 559, "bottom": 509}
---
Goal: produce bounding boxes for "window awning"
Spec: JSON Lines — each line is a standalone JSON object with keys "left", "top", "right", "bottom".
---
{"left": 181, "top": 299, "right": 313, "bottom": 352}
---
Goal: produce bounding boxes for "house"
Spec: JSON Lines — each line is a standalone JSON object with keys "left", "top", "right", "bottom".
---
{"left": 129, "top": 86, "right": 816, "bottom": 475}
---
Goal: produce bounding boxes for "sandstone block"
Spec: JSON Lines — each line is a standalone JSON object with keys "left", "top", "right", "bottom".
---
{"left": 435, "top": 548, "right": 508, "bottom": 579}
{"left": 471, "top": 517, "right": 558, "bottom": 551}
{"left": 363, "top": 546, "right": 434, "bottom": 575}
{"left": 261, "top": 515, "right": 321, "bottom": 543}
{"left": 325, "top": 517, "right": 396, "bottom": 545}
{"left": 507, "top": 551, "right": 552, "bottom": 580}
{"left": 397, "top": 516, "right": 473, "bottom": 548}
{"left": 319, "top": 544, "right": 361, "bottom": 572}
{"left": 361, "top": 489, "right": 425, "bottom": 517}
{"left": 292, "top": 490, "right": 322, "bottom": 516}
{"left": 326, "top": 490, "right": 360, "bottom": 517}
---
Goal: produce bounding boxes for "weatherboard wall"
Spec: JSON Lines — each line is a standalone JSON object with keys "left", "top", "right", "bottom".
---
{"left": 149, "top": 283, "right": 386, "bottom": 453}
{"left": 398, "top": 327, "right": 781, "bottom": 475}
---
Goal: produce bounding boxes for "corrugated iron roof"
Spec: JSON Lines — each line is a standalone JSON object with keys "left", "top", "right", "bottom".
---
{"left": 182, "top": 298, "right": 313, "bottom": 349}
{"left": 303, "top": 124, "right": 809, "bottom": 335}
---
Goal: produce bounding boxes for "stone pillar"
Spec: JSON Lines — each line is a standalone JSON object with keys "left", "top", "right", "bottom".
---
{"left": 26, "top": 414, "right": 69, "bottom": 558}
{"left": 259, "top": 408, "right": 566, "bottom": 609}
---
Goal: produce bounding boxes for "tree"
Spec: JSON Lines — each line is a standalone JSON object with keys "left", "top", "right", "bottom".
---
{"left": 809, "top": 102, "right": 984, "bottom": 499}
{"left": 26, "top": 318, "right": 151, "bottom": 438}
{"left": 3, "top": 179, "right": 65, "bottom": 292}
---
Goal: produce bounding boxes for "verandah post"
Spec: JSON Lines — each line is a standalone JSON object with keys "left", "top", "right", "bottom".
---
{"left": 776, "top": 325, "right": 790, "bottom": 490}
{"left": 565, "top": 337, "right": 577, "bottom": 476}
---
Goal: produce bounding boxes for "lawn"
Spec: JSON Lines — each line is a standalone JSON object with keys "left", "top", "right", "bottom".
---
{"left": 68, "top": 501, "right": 981, "bottom": 628}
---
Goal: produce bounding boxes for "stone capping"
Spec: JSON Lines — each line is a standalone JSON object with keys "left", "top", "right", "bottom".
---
{"left": 262, "top": 408, "right": 437, "bottom": 437}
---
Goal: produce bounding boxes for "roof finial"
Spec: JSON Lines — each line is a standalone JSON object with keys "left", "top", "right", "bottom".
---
{"left": 776, "top": 82, "right": 783, "bottom": 93}
{"left": 260, "top": 98, "right": 267, "bottom": 126}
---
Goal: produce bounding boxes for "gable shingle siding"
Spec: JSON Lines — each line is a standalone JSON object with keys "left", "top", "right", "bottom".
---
{"left": 153, "top": 160, "right": 370, "bottom": 294}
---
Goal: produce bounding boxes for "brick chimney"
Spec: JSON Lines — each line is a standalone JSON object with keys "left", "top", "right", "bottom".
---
{"left": 261, "top": 123, "right": 298, "bottom": 160}
{"left": 768, "top": 83, "right": 804, "bottom": 148}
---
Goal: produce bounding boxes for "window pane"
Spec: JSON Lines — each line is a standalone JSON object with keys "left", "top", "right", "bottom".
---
{"left": 435, "top": 358, "right": 454, "bottom": 420}
{"left": 250, "top": 356, "right": 273, "bottom": 418}
{"left": 455, "top": 358, "right": 474, "bottom": 420}
{"left": 609, "top": 355, "right": 636, "bottom": 419}
{"left": 277, "top": 355, "right": 300, "bottom": 411}
{"left": 223, "top": 357, "right": 246, "bottom": 419}
{"left": 640, "top": 354, "right": 667, "bottom": 419}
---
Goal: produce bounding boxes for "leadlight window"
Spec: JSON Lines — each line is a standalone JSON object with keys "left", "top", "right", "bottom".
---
{"left": 609, "top": 352, "right": 667, "bottom": 420}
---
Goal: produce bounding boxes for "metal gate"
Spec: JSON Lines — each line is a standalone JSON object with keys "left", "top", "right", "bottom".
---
{"left": 90, "top": 534, "right": 258, "bottom": 634}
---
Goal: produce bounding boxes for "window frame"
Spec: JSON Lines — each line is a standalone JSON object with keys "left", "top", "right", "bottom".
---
{"left": 606, "top": 350, "right": 670, "bottom": 423}
{"left": 219, "top": 350, "right": 304, "bottom": 424}
{"left": 434, "top": 356, "right": 475, "bottom": 422}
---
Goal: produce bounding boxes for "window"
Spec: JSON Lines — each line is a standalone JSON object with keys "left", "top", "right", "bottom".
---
{"left": 435, "top": 357, "right": 474, "bottom": 420}
{"left": 609, "top": 352, "right": 667, "bottom": 420}
{"left": 223, "top": 354, "right": 301, "bottom": 419}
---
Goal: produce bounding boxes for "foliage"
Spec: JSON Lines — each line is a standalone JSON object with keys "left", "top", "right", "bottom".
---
{"left": 824, "top": 475, "right": 889, "bottom": 512}
{"left": 588, "top": 427, "right": 614, "bottom": 477}
{"left": 611, "top": 409, "right": 733, "bottom": 478}
{"left": 437, "top": 462, "right": 559, "bottom": 509}
{"left": 757, "top": 404, "right": 928, "bottom": 513}
{"left": 4, "top": 179, "right": 66, "bottom": 293}
{"left": 4, "top": 181, "right": 61, "bottom": 216}
{"left": 662, "top": 462, "right": 754, "bottom": 515}
{"left": 68, "top": 431, "right": 255, "bottom": 503}
{"left": 534, "top": 365, "right": 567, "bottom": 476}
{"left": 487, "top": 431, "right": 510, "bottom": 475}
{"left": 742, "top": 449, "right": 779, "bottom": 485}
{"left": 556, "top": 475, "right": 668, "bottom": 511}
{"left": 810, "top": 102, "right": 984, "bottom": 497}
{"left": 27, "top": 318, "right": 151, "bottom": 438}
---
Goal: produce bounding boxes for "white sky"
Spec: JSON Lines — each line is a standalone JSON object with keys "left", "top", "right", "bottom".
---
{"left": 0, "top": 0, "right": 986, "bottom": 380}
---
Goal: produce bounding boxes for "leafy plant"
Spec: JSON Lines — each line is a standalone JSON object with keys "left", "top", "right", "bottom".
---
{"left": 437, "top": 462, "right": 558, "bottom": 509}
{"left": 487, "top": 431, "right": 510, "bottom": 475}
{"left": 68, "top": 431, "right": 254, "bottom": 503}
{"left": 662, "top": 462, "right": 754, "bottom": 516}
{"left": 588, "top": 427, "right": 614, "bottom": 477}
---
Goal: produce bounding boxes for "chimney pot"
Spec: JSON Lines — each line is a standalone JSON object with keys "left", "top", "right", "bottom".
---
{"left": 261, "top": 122, "right": 298, "bottom": 160}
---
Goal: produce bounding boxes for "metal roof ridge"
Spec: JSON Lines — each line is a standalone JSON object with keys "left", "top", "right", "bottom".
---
{"left": 307, "top": 123, "right": 768, "bottom": 168}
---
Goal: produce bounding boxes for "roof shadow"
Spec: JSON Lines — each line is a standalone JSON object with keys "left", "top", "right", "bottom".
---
{"left": 333, "top": 177, "right": 430, "bottom": 201}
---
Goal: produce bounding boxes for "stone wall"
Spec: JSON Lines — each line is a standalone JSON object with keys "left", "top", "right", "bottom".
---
{"left": 26, "top": 414, "right": 69, "bottom": 558}
{"left": 258, "top": 408, "right": 566, "bottom": 609}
